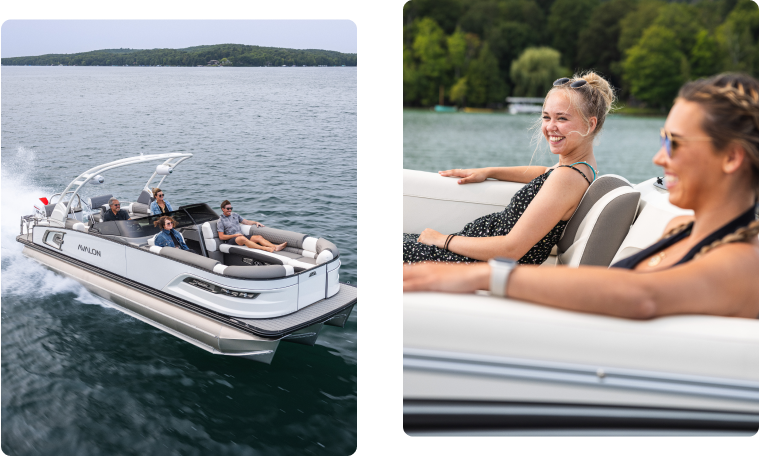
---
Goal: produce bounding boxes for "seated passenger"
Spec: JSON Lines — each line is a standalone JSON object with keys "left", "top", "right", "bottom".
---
{"left": 102, "top": 198, "right": 131, "bottom": 221}
{"left": 403, "top": 71, "right": 613, "bottom": 265}
{"left": 153, "top": 216, "right": 190, "bottom": 251}
{"left": 217, "top": 200, "right": 287, "bottom": 252}
{"left": 149, "top": 187, "right": 173, "bottom": 215}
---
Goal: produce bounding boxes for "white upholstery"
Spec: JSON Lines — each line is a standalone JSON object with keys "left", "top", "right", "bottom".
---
{"left": 72, "top": 222, "right": 87, "bottom": 232}
{"left": 283, "top": 265, "right": 294, "bottom": 276}
{"left": 213, "top": 264, "right": 228, "bottom": 275}
{"left": 303, "top": 236, "right": 319, "bottom": 252}
{"left": 149, "top": 246, "right": 162, "bottom": 254}
{"left": 201, "top": 222, "right": 218, "bottom": 251}
{"left": 316, "top": 250, "right": 334, "bottom": 264}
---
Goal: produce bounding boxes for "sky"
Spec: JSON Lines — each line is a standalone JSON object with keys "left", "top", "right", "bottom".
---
{"left": 0, "top": 20, "right": 357, "bottom": 58}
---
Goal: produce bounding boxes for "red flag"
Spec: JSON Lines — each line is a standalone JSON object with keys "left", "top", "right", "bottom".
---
{"left": 39, "top": 197, "right": 49, "bottom": 205}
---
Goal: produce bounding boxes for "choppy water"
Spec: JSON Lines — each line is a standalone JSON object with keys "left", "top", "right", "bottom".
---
{"left": 403, "top": 109, "right": 666, "bottom": 184}
{"left": 2, "top": 67, "right": 356, "bottom": 456}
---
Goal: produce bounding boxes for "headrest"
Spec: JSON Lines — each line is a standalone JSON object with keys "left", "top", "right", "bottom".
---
{"left": 558, "top": 175, "right": 633, "bottom": 252}
{"left": 89, "top": 194, "right": 114, "bottom": 209}
{"left": 557, "top": 185, "right": 641, "bottom": 267}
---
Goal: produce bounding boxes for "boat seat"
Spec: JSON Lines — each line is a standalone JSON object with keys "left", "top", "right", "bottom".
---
{"left": 129, "top": 202, "right": 151, "bottom": 216}
{"left": 200, "top": 220, "right": 339, "bottom": 268}
{"left": 556, "top": 175, "right": 641, "bottom": 267}
{"left": 148, "top": 245, "right": 292, "bottom": 277}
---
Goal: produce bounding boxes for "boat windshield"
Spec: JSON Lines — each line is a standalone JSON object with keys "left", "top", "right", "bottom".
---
{"left": 95, "top": 203, "right": 219, "bottom": 238}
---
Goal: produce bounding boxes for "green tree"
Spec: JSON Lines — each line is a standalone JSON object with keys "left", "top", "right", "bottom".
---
{"left": 617, "top": 0, "right": 664, "bottom": 54}
{"left": 716, "top": 0, "right": 759, "bottom": 73}
{"left": 447, "top": 27, "right": 467, "bottom": 79}
{"left": 466, "top": 42, "right": 508, "bottom": 106}
{"left": 547, "top": 0, "right": 600, "bottom": 69}
{"left": 412, "top": 17, "right": 451, "bottom": 106}
{"left": 690, "top": 29, "right": 721, "bottom": 79}
{"left": 622, "top": 26, "right": 686, "bottom": 108}
{"left": 575, "top": 0, "right": 635, "bottom": 88}
{"left": 450, "top": 76, "right": 468, "bottom": 105}
{"left": 510, "top": 46, "right": 568, "bottom": 97}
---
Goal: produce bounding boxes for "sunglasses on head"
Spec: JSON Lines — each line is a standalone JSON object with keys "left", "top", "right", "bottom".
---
{"left": 553, "top": 78, "right": 588, "bottom": 88}
{"left": 659, "top": 128, "right": 712, "bottom": 157}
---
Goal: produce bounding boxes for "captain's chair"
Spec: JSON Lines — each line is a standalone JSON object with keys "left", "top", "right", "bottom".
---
{"left": 556, "top": 175, "right": 641, "bottom": 267}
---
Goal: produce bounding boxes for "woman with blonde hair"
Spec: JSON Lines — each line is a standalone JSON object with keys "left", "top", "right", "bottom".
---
{"left": 403, "top": 71, "right": 615, "bottom": 265}
{"left": 404, "top": 73, "right": 759, "bottom": 319}
{"left": 150, "top": 187, "right": 173, "bottom": 215}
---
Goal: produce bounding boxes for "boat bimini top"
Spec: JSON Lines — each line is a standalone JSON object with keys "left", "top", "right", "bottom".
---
{"left": 17, "top": 153, "right": 356, "bottom": 364}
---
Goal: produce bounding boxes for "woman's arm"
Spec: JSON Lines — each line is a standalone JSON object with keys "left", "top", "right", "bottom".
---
{"left": 486, "top": 166, "right": 552, "bottom": 183}
{"left": 439, "top": 166, "right": 549, "bottom": 185}
{"left": 418, "top": 167, "right": 588, "bottom": 261}
{"left": 403, "top": 243, "right": 759, "bottom": 319}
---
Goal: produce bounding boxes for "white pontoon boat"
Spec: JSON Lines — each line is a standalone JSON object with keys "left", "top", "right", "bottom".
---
{"left": 16, "top": 154, "right": 356, "bottom": 364}
{"left": 403, "top": 169, "right": 759, "bottom": 435}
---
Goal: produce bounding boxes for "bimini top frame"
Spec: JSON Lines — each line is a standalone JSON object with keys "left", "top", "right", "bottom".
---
{"left": 49, "top": 153, "right": 193, "bottom": 226}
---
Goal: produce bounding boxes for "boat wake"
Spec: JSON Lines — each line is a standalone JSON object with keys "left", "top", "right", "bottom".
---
{"left": 1, "top": 147, "right": 110, "bottom": 308}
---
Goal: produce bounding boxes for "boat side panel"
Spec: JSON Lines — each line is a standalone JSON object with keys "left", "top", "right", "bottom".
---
{"left": 327, "top": 262, "right": 340, "bottom": 298}
{"left": 124, "top": 247, "right": 300, "bottom": 318}
{"left": 297, "top": 264, "right": 327, "bottom": 309}
{"left": 33, "top": 227, "right": 127, "bottom": 276}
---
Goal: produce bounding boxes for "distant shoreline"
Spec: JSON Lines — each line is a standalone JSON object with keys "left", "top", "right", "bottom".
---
{"left": 1, "top": 44, "right": 357, "bottom": 67}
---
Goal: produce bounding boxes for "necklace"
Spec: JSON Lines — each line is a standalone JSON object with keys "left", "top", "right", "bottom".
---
{"left": 647, "top": 251, "right": 666, "bottom": 267}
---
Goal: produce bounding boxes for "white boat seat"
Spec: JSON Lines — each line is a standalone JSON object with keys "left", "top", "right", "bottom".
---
{"left": 201, "top": 220, "right": 338, "bottom": 267}
{"left": 556, "top": 174, "right": 641, "bottom": 267}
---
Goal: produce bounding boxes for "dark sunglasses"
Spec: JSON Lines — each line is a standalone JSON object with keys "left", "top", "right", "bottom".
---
{"left": 112, "top": 203, "right": 120, "bottom": 207}
{"left": 224, "top": 206, "right": 233, "bottom": 210}
{"left": 157, "top": 193, "right": 164, "bottom": 197}
{"left": 659, "top": 128, "right": 712, "bottom": 157}
{"left": 553, "top": 78, "right": 587, "bottom": 88}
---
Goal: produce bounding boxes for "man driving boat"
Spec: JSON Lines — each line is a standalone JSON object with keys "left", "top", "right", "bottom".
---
{"left": 102, "top": 198, "right": 131, "bottom": 221}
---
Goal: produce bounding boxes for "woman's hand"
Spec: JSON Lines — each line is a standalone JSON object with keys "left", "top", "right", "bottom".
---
{"left": 254, "top": 222, "right": 264, "bottom": 227}
{"left": 417, "top": 228, "right": 446, "bottom": 248}
{"left": 438, "top": 168, "right": 489, "bottom": 184}
{"left": 404, "top": 262, "right": 490, "bottom": 293}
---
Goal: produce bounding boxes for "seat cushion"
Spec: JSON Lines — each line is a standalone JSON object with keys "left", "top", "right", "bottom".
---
{"left": 557, "top": 186, "right": 640, "bottom": 267}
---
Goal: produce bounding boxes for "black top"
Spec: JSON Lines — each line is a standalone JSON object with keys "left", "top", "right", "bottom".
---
{"left": 102, "top": 208, "right": 130, "bottom": 221}
{"left": 611, "top": 207, "right": 757, "bottom": 270}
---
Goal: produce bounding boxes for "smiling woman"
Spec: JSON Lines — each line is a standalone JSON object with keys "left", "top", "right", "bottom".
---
{"left": 402, "top": 71, "right": 615, "bottom": 265}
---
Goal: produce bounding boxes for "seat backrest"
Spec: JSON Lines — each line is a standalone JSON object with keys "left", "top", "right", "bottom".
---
{"left": 89, "top": 194, "right": 113, "bottom": 210}
{"left": 557, "top": 175, "right": 641, "bottom": 267}
{"left": 201, "top": 220, "right": 221, "bottom": 252}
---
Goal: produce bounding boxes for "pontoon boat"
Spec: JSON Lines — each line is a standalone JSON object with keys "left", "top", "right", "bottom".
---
{"left": 16, "top": 153, "right": 357, "bottom": 364}
{"left": 403, "top": 169, "right": 759, "bottom": 435}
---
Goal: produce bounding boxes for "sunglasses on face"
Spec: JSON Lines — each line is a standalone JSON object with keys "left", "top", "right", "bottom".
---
{"left": 659, "top": 128, "right": 712, "bottom": 157}
{"left": 553, "top": 78, "right": 587, "bottom": 88}
{"left": 224, "top": 207, "right": 232, "bottom": 211}
{"left": 112, "top": 204, "right": 120, "bottom": 207}
{"left": 165, "top": 222, "right": 173, "bottom": 227}
{"left": 157, "top": 193, "right": 164, "bottom": 197}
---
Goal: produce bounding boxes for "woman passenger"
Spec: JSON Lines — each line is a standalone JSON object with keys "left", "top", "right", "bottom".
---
{"left": 150, "top": 188, "right": 173, "bottom": 215}
{"left": 404, "top": 73, "right": 759, "bottom": 319}
{"left": 403, "top": 71, "right": 614, "bottom": 265}
{"left": 153, "top": 216, "right": 190, "bottom": 251}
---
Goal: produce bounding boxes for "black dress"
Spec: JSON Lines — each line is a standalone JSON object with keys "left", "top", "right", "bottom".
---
{"left": 403, "top": 169, "right": 572, "bottom": 265}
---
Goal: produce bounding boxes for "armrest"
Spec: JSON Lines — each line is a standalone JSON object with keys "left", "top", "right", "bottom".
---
{"left": 403, "top": 169, "right": 524, "bottom": 234}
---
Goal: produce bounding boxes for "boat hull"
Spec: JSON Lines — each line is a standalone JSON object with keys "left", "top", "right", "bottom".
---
{"left": 21, "top": 242, "right": 356, "bottom": 364}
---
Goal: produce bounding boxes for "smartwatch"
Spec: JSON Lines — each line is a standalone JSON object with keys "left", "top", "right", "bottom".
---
{"left": 488, "top": 257, "right": 518, "bottom": 297}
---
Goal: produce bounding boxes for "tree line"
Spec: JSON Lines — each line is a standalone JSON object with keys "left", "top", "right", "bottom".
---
{"left": 404, "top": 0, "right": 759, "bottom": 109}
{"left": 1, "top": 44, "right": 357, "bottom": 68}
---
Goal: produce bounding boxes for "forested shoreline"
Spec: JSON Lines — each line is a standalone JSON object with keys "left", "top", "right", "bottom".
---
{"left": 404, "top": 0, "right": 759, "bottom": 109}
{"left": 1, "top": 44, "right": 357, "bottom": 68}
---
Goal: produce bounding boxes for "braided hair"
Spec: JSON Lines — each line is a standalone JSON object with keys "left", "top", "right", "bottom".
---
{"left": 661, "top": 73, "right": 759, "bottom": 258}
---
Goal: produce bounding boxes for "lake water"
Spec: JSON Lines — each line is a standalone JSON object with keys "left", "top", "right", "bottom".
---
{"left": 1, "top": 67, "right": 356, "bottom": 456}
{"left": 403, "top": 109, "right": 666, "bottom": 184}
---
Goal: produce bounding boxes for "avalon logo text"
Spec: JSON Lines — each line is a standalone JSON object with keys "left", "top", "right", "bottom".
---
{"left": 78, "top": 244, "right": 101, "bottom": 257}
